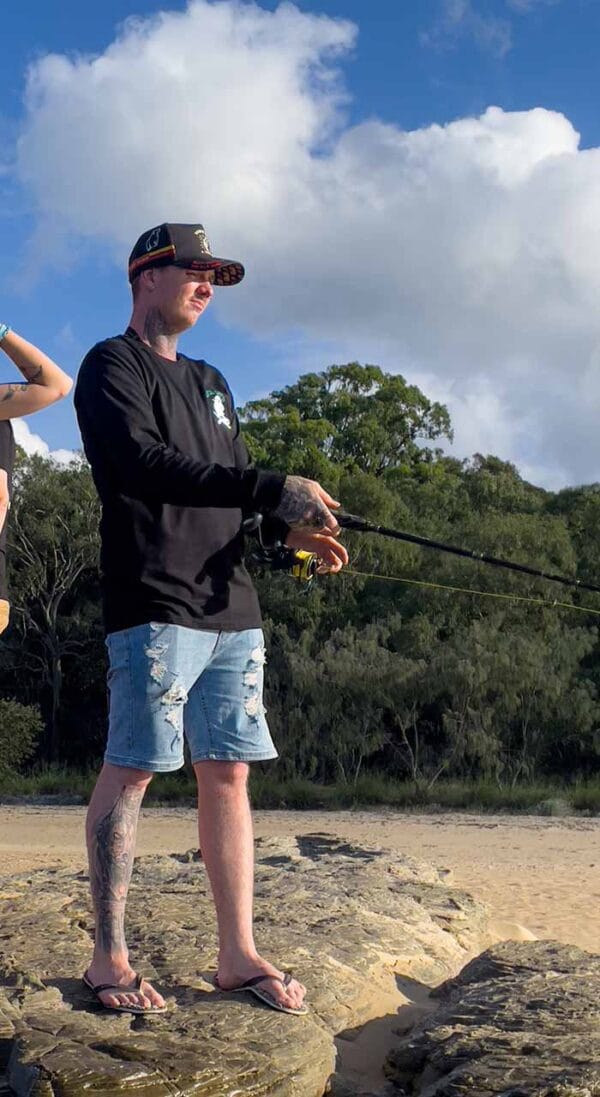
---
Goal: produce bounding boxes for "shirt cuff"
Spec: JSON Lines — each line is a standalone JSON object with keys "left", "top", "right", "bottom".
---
{"left": 250, "top": 469, "right": 286, "bottom": 513}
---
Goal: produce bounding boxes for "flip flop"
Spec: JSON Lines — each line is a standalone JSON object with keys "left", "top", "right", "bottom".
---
{"left": 214, "top": 972, "right": 308, "bottom": 1015}
{"left": 82, "top": 971, "right": 168, "bottom": 1015}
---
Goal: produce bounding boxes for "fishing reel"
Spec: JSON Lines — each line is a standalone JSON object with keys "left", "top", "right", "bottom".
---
{"left": 242, "top": 513, "right": 319, "bottom": 586}
{"left": 268, "top": 546, "right": 319, "bottom": 582}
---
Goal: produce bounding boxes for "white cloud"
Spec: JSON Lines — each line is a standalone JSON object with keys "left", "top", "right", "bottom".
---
{"left": 422, "top": 0, "right": 512, "bottom": 57}
{"left": 12, "top": 418, "right": 77, "bottom": 466}
{"left": 12, "top": 0, "right": 600, "bottom": 489}
{"left": 507, "top": 0, "right": 559, "bottom": 13}
{"left": 422, "top": 0, "right": 560, "bottom": 55}
{"left": 17, "top": 1, "right": 354, "bottom": 263}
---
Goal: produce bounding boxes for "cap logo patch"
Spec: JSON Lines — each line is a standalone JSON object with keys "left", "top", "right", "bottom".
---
{"left": 194, "top": 227, "right": 211, "bottom": 255}
{"left": 146, "top": 227, "right": 161, "bottom": 252}
{"left": 205, "top": 389, "right": 232, "bottom": 429}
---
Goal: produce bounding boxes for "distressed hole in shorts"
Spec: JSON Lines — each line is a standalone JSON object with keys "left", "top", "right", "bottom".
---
{"left": 244, "top": 693, "right": 262, "bottom": 720}
{"left": 145, "top": 642, "right": 169, "bottom": 684}
{"left": 249, "top": 646, "right": 266, "bottom": 667}
{"left": 244, "top": 647, "right": 265, "bottom": 722}
{"left": 160, "top": 681, "right": 188, "bottom": 744}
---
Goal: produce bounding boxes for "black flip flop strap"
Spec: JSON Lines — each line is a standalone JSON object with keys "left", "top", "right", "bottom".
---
{"left": 89, "top": 974, "right": 144, "bottom": 994}
{"left": 240, "top": 972, "right": 291, "bottom": 990}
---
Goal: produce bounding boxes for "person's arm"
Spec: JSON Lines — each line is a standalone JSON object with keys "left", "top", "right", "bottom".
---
{"left": 77, "top": 344, "right": 340, "bottom": 529}
{"left": 0, "top": 325, "right": 73, "bottom": 420}
{"left": 75, "top": 345, "right": 286, "bottom": 511}
{"left": 229, "top": 392, "right": 341, "bottom": 539}
{"left": 230, "top": 403, "right": 291, "bottom": 546}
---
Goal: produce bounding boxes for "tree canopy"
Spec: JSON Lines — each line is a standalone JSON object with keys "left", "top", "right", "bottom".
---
{"left": 1, "top": 362, "right": 599, "bottom": 787}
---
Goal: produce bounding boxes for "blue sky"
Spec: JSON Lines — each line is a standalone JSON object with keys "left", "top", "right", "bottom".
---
{"left": 3, "top": 0, "right": 600, "bottom": 486}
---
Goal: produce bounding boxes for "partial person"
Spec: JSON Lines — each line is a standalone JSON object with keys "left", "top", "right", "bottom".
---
{"left": 74, "top": 223, "right": 348, "bottom": 1016}
{"left": 0, "top": 324, "right": 73, "bottom": 634}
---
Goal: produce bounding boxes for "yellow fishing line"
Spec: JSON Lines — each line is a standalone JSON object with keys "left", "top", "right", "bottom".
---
{"left": 343, "top": 568, "right": 600, "bottom": 618}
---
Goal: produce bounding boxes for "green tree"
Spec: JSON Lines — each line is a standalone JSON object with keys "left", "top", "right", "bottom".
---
{"left": 0, "top": 360, "right": 597, "bottom": 792}
{"left": 241, "top": 363, "right": 452, "bottom": 478}
{"left": 6, "top": 454, "right": 100, "bottom": 761}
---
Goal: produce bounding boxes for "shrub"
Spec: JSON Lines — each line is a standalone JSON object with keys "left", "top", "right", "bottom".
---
{"left": 0, "top": 700, "right": 43, "bottom": 773}
{"left": 535, "top": 797, "right": 572, "bottom": 817}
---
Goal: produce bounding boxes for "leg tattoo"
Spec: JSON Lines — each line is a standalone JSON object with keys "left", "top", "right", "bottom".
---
{"left": 90, "top": 785, "right": 144, "bottom": 956}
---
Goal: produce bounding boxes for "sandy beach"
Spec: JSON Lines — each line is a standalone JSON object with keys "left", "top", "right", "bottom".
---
{"left": 0, "top": 804, "right": 597, "bottom": 954}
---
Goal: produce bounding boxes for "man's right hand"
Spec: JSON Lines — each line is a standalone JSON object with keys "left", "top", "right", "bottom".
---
{"left": 273, "top": 475, "right": 341, "bottom": 533}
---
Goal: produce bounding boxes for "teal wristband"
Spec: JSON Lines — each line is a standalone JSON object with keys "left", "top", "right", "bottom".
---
{"left": 0, "top": 324, "right": 10, "bottom": 343}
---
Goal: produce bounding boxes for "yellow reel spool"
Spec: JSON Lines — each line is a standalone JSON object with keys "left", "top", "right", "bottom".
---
{"left": 290, "top": 550, "right": 318, "bottom": 582}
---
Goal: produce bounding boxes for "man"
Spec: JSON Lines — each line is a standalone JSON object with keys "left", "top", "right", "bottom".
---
{"left": 74, "top": 223, "right": 348, "bottom": 1016}
{"left": 0, "top": 325, "right": 73, "bottom": 633}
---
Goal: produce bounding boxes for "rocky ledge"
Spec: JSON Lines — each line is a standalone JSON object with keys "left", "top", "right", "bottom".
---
{"left": 386, "top": 939, "right": 600, "bottom": 1096}
{"left": 0, "top": 833, "right": 490, "bottom": 1096}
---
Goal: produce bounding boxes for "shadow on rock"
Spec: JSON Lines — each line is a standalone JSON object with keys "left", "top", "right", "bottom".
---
{"left": 297, "top": 834, "right": 386, "bottom": 862}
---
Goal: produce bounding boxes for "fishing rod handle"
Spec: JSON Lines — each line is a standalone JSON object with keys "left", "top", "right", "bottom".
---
{"left": 337, "top": 513, "right": 378, "bottom": 533}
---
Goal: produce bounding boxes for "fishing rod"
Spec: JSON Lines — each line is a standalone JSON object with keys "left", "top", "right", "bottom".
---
{"left": 245, "top": 510, "right": 600, "bottom": 599}
{"left": 337, "top": 513, "right": 600, "bottom": 596}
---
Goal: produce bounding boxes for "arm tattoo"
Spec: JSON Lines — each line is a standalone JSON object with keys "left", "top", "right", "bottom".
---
{"left": 273, "top": 475, "right": 331, "bottom": 529}
{"left": 89, "top": 785, "right": 144, "bottom": 955}
{"left": 19, "top": 363, "right": 43, "bottom": 383}
{"left": 1, "top": 383, "right": 29, "bottom": 403}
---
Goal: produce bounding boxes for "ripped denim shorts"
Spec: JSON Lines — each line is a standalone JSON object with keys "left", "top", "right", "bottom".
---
{"left": 104, "top": 624, "right": 277, "bottom": 772}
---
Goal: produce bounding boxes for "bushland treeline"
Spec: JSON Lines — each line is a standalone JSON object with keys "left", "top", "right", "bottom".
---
{"left": 1, "top": 362, "right": 600, "bottom": 789}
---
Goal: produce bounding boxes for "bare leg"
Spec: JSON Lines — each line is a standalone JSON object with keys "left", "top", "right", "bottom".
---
{"left": 85, "top": 762, "right": 165, "bottom": 1010}
{"left": 194, "top": 760, "right": 305, "bottom": 1011}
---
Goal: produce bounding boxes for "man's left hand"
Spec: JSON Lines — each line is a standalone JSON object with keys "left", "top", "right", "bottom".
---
{"left": 285, "top": 529, "right": 348, "bottom": 573}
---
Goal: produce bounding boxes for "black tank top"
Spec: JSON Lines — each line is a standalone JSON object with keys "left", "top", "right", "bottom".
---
{"left": 0, "top": 420, "right": 15, "bottom": 600}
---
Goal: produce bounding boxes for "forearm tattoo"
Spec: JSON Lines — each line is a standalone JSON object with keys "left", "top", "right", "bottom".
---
{"left": 89, "top": 785, "right": 144, "bottom": 955}
{"left": 1, "top": 383, "right": 29, "bottom": 403}
{"left": 273, "top": 475, "right": 331, "bottom": 529}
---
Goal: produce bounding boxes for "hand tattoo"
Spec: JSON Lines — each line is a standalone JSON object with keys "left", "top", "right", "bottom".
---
{"left": 273, "top": 475, "right": 332, "bottom": 530}
{"left": 89, "top": 785, "right": 144, "bottom": 955}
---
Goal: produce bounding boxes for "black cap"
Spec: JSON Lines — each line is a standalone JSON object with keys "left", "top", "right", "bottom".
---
{"left": 128, "top": 223, "right": 244, "bottom": 286}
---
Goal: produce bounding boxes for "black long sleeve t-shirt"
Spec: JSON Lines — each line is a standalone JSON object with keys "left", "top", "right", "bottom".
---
{"left": 74, "top": 329, "right": 286, "bottom": 635}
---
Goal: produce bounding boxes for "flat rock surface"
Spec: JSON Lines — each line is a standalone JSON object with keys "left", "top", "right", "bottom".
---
{"left": 386, "top": 939, "right": 600, "bottom": 1096}
{"left": 0, "top": 833, "right": 490, "bottom": 1096}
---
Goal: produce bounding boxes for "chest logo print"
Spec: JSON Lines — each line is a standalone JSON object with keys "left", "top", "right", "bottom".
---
{"left": 206, "top": 389, "right": 232, "bottom": 429}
